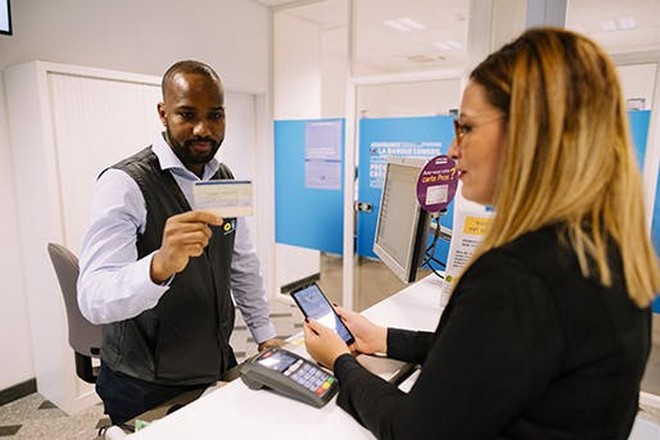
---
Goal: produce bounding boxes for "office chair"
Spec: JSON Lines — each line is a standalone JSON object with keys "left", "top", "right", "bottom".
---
{"left": 47, "top": 243, "right": 102, "bottom": 383}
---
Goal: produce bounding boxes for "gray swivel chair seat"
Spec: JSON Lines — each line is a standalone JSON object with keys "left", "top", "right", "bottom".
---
{"left": 47, "top": 243, "right": 102, "bottom": 384}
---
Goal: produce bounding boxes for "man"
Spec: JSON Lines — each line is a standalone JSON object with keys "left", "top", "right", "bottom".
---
{"left": 77, "top": 60, "right": 281, "bottom": 425}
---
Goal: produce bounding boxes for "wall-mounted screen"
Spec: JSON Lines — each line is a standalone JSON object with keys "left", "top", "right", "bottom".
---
{"left": 0, "top": 0, "right": 11, "bottom": 35}
{"left": 373, "top": 157, "right": 430, "bottom": 283}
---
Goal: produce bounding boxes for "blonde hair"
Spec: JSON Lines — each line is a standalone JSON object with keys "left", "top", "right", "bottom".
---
{"left": 467, "top": 27, "right": 659, "bottom": 307}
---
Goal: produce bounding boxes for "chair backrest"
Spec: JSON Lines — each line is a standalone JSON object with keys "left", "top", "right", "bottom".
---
{"left": 47, "top": 243, "right": 102, "bottom": 382}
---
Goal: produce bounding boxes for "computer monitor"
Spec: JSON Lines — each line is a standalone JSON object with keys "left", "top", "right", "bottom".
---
{"left": 0, "top": 0, "right": 11, "bottom": 35}
{"left": 373, "top": 157, "right": 431, "bottom": 283}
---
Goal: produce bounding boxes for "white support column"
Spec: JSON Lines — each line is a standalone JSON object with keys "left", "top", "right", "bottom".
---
{"left": 525, "top": 0, "right": 567, "bottom": 28}
{"left": 342, "top": 0, "right": 356, "bottom": 310}
{"left": 467, "top": 0, "right": 495, "bottom": 72}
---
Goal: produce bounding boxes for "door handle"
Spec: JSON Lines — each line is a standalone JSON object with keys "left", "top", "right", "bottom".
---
{"left": 354, "top": 201, "right": 372, "bottom": 213}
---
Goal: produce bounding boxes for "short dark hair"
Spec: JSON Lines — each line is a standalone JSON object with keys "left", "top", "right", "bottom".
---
{"left": 161, "top": 60, "right": 220, "bottom": 95}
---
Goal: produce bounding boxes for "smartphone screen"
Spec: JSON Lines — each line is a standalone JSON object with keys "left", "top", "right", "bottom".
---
{"left": 291, "top": 283, "right": 355, "bottom": 345}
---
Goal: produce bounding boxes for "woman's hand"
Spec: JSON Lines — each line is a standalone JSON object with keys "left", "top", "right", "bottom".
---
{"left": 335, "top": 305, "right": 388, "bottom": 355}
{"left": 303, "top": 319, "right": 351, "bottom": 370}
{"left": 257, "top": 338, "right": 285, "bottom": 352}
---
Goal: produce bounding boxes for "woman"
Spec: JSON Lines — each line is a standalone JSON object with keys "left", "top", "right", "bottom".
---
{"left": 303, "top": 28, "right": 660, "bottom": 439}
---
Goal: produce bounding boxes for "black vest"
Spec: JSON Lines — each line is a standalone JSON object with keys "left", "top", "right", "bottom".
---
{"left": 100, "top": 147, "right": 237, "bottom": 385}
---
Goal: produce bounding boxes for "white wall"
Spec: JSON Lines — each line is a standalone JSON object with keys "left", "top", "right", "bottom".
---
{"left": 273, "top": 11, "right": 323, "bottom": 292}
{"left": 0, "top": 84, "right": 31, "bottom": 392}
{"left": 274, "top": 12, "right": 322, "bottom": 118}
{"left": 0, "top": 0, "right": 270, "bottom": 392}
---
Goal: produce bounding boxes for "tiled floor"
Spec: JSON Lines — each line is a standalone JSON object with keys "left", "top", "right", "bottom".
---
{"left": 0, "top": 393, "right": 106, "bottom": 440}
{"left": 1, "top": 253, "right": 659, "bottom": 439}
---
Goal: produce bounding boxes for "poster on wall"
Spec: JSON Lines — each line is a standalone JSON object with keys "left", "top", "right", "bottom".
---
{"left": 305, "top": 120, "right": 342, "bottom": 190}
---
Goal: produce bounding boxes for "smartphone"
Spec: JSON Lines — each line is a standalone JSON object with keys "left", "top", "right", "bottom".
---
{"left": 290, "top": 282, "right": 355, "bottom": 345}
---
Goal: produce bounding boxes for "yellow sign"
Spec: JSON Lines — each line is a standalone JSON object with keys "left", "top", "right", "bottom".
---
{"left": 463, "top": 216, "right": 492, "bottom": 236}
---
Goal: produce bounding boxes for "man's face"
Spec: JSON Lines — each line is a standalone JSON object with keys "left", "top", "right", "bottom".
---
{"left": 158, "top": 72, "right": 226, "bottom": 175}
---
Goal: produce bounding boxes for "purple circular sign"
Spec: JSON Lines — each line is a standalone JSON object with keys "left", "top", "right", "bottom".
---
{"left": 416, "top": 155, "right": 458, "bottom": 213}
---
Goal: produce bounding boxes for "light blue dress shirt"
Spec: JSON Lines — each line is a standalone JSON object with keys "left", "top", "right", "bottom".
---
{"left": 77, "top": 133, "right": 276, "bottom": 344}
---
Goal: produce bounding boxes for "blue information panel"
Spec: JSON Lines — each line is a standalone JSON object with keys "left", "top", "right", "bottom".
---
{"left": 629, "top": 110, "right": 651, "bottom": 170}
{"left": 356, "top": 116, "right": 455, "bottom": 270}
{"left": 275, "top": 119, "right": 344, "bottom": 254}
{"left": 629, "top": 110, "right": 659, "bottom": 312}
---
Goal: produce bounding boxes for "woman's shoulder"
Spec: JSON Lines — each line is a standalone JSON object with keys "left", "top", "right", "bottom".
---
{"left": 472, "top": 225, "right": 580, "bottom": 287}
{"left": 476, "top": 224, "right": 624, "bottom": 294}
{"left": 479, "top": 225, "right": 563, "bottom": 264}
{"left": 499, "top": 225, "right": 562, "bottom": 255}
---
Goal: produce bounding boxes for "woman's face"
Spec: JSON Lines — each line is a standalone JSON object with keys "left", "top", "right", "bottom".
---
{"left": 448, "top": 80, "right": 506, "bottom": 206}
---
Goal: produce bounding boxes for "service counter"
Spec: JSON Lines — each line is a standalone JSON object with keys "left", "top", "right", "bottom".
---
{"left": 125, "top": 275, "right": 445, "bottom": 440}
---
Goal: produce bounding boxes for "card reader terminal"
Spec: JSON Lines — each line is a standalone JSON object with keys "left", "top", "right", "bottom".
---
{"left": 240, "top": 347, "right": 338, "bottom": 408}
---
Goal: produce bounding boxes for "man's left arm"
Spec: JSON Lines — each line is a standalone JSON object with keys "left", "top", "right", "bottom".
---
{"left": 230, "top": 217, "right": 282, "bottom": 351}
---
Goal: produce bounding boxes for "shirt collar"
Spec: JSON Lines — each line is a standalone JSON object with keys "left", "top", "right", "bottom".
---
{"left": 152, "top": 132, "right": 221, "bottom": 180}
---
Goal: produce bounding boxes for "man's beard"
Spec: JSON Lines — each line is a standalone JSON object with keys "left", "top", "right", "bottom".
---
{"left": 166, "top": 126, "right": 222, "bottom": 167}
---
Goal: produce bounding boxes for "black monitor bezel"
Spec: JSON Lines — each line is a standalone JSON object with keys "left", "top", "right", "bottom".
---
{"left": 0, "top": 0, "right": 12, "bottom": 36}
